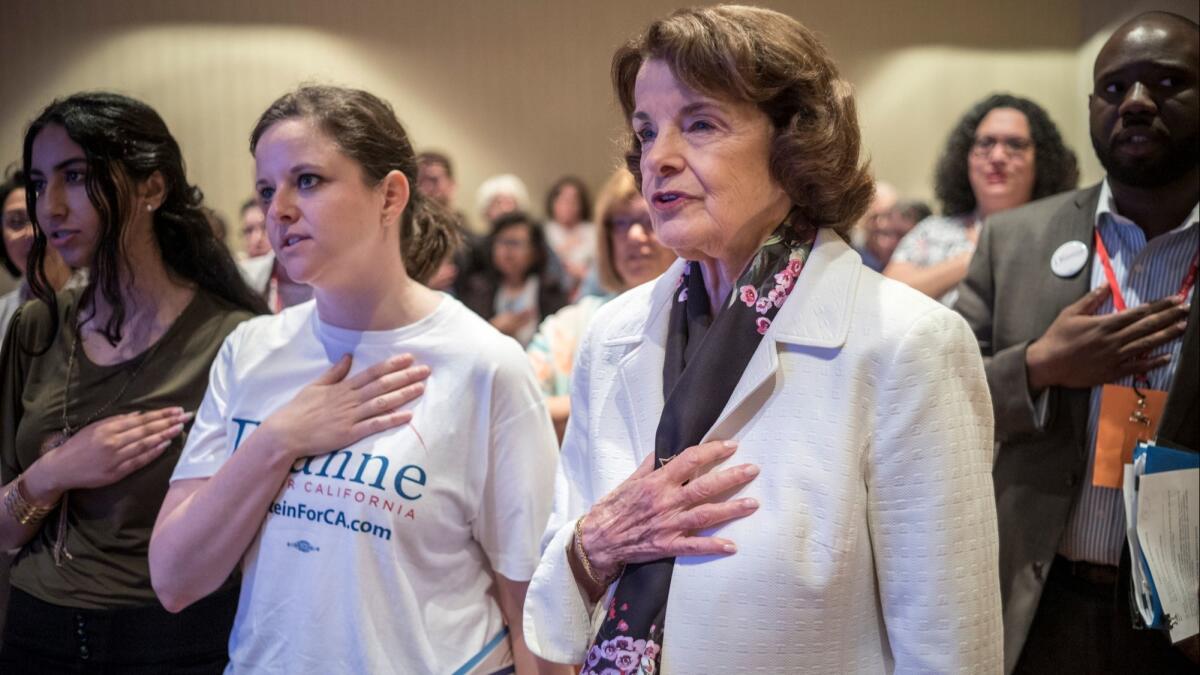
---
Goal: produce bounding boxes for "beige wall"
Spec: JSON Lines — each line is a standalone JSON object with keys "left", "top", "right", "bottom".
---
{"left": 1, "top": 1, "right": 1195, "bottom": 250}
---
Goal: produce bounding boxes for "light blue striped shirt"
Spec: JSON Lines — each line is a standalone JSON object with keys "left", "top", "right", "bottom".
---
{"left": 1059, "top": 180, "right": 1199, "bottom": 566}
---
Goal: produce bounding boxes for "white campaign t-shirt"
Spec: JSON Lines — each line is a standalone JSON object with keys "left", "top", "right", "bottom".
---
{"left": 172, "top": 296, "right": 558, "bottom": 675}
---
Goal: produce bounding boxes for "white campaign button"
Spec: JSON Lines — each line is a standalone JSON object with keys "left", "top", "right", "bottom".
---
{"left": 1051, "top": 240, "right": 1089, "bottom": 278}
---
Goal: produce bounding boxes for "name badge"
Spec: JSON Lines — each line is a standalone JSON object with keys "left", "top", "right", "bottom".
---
{"left": 1093, "top": 384, "right": 1166, "bottom": 488}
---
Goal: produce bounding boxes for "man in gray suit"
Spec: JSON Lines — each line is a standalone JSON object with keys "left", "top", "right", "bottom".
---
{"left": 955, "top": 11, "right": 1198, "bottom": 674}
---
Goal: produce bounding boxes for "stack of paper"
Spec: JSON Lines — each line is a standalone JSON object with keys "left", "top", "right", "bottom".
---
{"left": 1122, "top": 441, "right": 1199, "bottom": 644}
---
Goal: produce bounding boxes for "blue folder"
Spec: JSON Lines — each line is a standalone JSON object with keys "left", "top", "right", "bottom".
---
{"left": 1130, "top": 441, "right": 1199, "bottom": 631}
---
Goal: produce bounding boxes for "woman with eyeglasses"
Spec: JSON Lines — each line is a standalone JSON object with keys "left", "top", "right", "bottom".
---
{"left": 885, "top": 93, "right": 1079, "bottom": 305}
{"left": 527, "top": 168, "right": 676, "bottom": 439}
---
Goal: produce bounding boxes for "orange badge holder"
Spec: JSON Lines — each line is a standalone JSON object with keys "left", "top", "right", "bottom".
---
{"left": 1093, "top": 384, "right": 1166, "bottom": 488}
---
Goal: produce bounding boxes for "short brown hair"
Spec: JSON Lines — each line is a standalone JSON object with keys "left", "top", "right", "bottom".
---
{"left": 250, "top": 86, "right": 460, "bottom": 284}
{"left": 612, "top": 5, "right": 873, "bottom": 234}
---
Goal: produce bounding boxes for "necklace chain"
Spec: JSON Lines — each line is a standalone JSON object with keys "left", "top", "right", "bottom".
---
{"left": 60, "top": 307, "right": 178, "bottom": 437}
{"left": 49, "top": 296, "right": 188, "bottom": 567}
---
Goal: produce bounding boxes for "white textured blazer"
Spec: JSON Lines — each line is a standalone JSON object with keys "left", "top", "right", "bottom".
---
{"left": 523, "top": 228, "right": 1003, "bottom": 673}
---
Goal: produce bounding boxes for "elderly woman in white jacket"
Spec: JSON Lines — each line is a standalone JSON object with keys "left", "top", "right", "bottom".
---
{"left": 522, "top": 6, "right": 1003, "bottom": 674}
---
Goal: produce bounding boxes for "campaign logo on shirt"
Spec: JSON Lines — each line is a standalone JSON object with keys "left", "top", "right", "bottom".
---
{"left": 232, "top": 416, "right": 427, "bottom": 525}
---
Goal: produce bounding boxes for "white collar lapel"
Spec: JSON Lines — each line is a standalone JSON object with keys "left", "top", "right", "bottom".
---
{"left": 603, "top": 258, "right": 687, "bottom": 463}
{"left": 701, "top": 228, "right": 861, "bottom": 442}
{"left": 770, "top": 227, "right": 861, "bottom": 348}
{"left": 602, "top": 229, "right": 862, "bottom": 452}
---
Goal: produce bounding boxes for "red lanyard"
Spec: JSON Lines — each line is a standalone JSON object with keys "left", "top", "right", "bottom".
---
{"left": 1093, "top": 230, "right": 1198, "bottom": 312}
{"left": 1094, "top": 229, "right": 1198, "bottom": 390}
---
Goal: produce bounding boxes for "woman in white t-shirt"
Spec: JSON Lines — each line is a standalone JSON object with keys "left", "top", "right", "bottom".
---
{"left": 149, "top": 85, "right": 561, "bottom": 675}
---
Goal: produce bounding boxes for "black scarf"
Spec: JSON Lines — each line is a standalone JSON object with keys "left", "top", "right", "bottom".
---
{"left": 581, "top": 220, "right": 817, "bottom": 674}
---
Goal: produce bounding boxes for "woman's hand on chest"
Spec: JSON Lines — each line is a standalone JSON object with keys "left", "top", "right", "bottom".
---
{"left": 23, "top": 406, "right": 191, "bottom": 503}
{"left": 255, "top": 353, "right": 430, "bottom": 463}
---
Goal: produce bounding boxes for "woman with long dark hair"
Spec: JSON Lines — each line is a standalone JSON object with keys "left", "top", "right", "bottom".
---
{"left": 0, "top": 92, "right": 267, "bottom": 672}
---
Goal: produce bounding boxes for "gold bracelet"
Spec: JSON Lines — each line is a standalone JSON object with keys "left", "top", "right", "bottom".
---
{"left": 573, "top": 514, "right": 623, "bottom": 588}
{"left": 5, "top": 475, "right": 58, "bottom": 526}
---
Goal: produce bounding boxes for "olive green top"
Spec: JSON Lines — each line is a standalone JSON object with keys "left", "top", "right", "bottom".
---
{"left": 0, "top": 289, "right": 253, "bottom": 609}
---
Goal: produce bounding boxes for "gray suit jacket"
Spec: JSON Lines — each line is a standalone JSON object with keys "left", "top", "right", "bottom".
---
{"left": 955, "top": 183, "right": 1199, "bottom": 673}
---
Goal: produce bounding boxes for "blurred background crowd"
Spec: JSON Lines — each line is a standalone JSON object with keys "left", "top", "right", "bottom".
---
{"left": 1, "top": 0, "right": 1195, "bottom": 395}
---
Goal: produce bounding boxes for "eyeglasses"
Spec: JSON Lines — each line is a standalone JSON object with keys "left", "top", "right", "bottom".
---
{"left": 970, "top": 136, "right": 1033, "bottom": 159}
{"left": 494, "top": 237, "right": 531, "bottom": 250}
{"left": 609, "top": 213, "right": 653, "bottom": 234}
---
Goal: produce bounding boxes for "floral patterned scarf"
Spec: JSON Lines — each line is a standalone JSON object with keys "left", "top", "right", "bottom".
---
{"left": 582, "top": 218, "right": 817, "bottom": 674}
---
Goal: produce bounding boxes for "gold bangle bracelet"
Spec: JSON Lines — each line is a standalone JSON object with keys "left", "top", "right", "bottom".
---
{"left": 5, "top": 476, "right": 57, "bottom": 526}
{"left": 573, "top": 514, "right": 623, "bottom": 588}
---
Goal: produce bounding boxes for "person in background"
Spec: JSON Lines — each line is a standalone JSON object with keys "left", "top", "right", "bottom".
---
{"left": 0, "top": 91, "right": 266, "bottom": 672}
{"left": 852, "top": 181, "right": 895, "bottom": 238}
{"left": 894, "top": 198, "right": 932, "bottom": 232}
{"left": 238, "top": 198, "right": 271, "bottom": 259}
{"left": 544, "top": 176, "right": 597, "bottom": 294}
{"left": 417, "top": 151, "right": 488, "bottom": 296}
{"left": 416, "top": 150, "right": 460, "bottom": 213}
{"left": 0, "top": 172, "right": 26, "bottom": 298}
{"left": 0, "top": 169, "right": 74, "bottom": 338}
{"left": 523, "top": 6, "right": 1001, "bottom": 672}
{"left": 150, "top": 84, "right": 563, "bottom": 675}
{"left": 236, "top": 195, "right": 313, "bottom": 313}
{"left": 852, "top": 180, "right": 897, "bottom": 271}
{"left": 886, "top": 93, "right": 1079, "bottom": 305}
{"left": 476, "top": 173, "right": 531, "bottom": 227}
{"left": 0, "top": 170, "right": 26, "bottom": 296}
{"left": 528, "top": 168, "right": 676, "bottom": 440}
{"left": 854, "top": 182, "right": 926, "bottom": 273}
{"left": 463, "top": 211, "right": 568, "bottom": 346}
{"left": 956, "top": 12, "right": 1198, "bottom": 673}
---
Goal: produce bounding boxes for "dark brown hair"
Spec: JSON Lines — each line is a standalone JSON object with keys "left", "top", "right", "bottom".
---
{"left": 250, "top": 86, "right": 460, "bottom": 284}
{"left": 544, "top": 175, "right": 592, "bottom": 224}
{"left": 23, "top": 92, "right": 268, "bottom": 347}
{"left": 935, "top": 93, "right": 1078, "bottom": 216}
{"left": 488, "top": 210, "right": 550, "bottom": 281}
{"left": 612, "top": 5, "right": 874, "bottom": 235}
